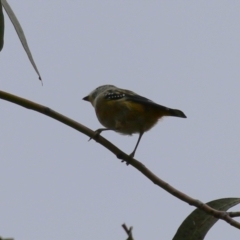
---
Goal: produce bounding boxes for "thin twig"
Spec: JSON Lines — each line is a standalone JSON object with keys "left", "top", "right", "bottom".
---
{"left": 122, "top": 223, "right": 134, "bottom": 240}
{"left": 228, "top": 211, "right": 240, "bottom": 218}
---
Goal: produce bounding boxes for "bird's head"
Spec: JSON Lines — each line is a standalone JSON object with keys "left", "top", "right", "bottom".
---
{"left": 83, "top": 85, "right": 116, "bottom": 105}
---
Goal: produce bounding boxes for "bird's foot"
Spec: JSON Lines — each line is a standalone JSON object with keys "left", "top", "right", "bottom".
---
{"left": 116, "top": 152, "right": 134, "bottom": 166}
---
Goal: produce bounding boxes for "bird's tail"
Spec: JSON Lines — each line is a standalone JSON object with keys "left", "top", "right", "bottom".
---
{"left": 167, "top": 108, "right": 187, "bottom": 118}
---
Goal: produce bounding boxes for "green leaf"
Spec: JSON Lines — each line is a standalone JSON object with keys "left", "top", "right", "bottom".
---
{"left": 0, "top": 237, "right": 14, "bottom": 240}
{"left": 173, "top": 198, "right": 240, "bottom": 240}
{"left": 1, "top": 0, "right": 42, "bottom": 81}
{"left": 0, "top": 0, "right": 4, "bottom": 51}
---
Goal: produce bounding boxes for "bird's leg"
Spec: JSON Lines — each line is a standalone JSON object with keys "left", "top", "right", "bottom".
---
{"left": 129, "top": 132, "right": 144, "bottom": 158}
{"left": 88, "top": 128, "right": 111, "bottom": 141}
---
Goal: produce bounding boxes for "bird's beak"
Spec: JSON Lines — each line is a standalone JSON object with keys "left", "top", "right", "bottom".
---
{"left": 82, "top": 96, "right": 90, "bottom": 101}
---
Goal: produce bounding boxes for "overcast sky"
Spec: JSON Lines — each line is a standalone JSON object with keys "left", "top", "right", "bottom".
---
{"left": 0, "top": 1, "right": 240, "bottom": 239}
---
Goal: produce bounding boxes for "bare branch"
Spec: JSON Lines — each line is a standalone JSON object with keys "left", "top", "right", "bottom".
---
{"left": 0, "top": 90, "right": 239, "bottom": 229}
{"left": 122, "top": 223, "right": 134, "bottom": 240}
{"left": 228, "top": 211, "right": 240, "bottom": 218}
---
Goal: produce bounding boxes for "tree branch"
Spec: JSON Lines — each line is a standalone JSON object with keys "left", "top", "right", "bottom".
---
{"left": 122, "top": 223, "right": 134, "bottom": 240}
{"left": 0, "top": 90, "right": 239, "bottom": 229}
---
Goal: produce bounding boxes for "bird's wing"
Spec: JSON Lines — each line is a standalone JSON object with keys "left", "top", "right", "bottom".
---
{"left": 123, "top": 91, "right": 170, "bottom": 110}
{"left": 103, "top": 88, "right": 149, "bottom": 102}
{"left": 124, "top": 93, "right": 187, "bottom": 118}
{"left": 103, "top": 88, "right": 186, "bottom": 118}
{"left": 103, "top": 88, "right": 169, "bottom": 110}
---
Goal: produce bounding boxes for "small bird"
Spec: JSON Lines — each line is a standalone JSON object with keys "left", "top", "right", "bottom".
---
{"left": 83, "top": 85, "right": 186, "bottom": 158}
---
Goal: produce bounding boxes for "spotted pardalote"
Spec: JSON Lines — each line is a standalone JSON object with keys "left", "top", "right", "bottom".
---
{"left": 83, "top": 85, "right": 186, "bottom": 158}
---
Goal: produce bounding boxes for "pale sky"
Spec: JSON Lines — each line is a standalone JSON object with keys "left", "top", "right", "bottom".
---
{"left": 0, "top": 1, "right": 240, "bottom": 239}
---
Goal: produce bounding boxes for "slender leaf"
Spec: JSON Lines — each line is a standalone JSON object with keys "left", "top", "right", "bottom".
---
{"left": 173, "top": 198, "right": 240, "bottom": 240}
{"left": 0, "top": 0, "right": 4, "bottom": 51}
{"left": 1, "top": 0, "right": 42, "bottom": 81}
{"left": 0, "top": 237, "right": 14, "bottom": 240}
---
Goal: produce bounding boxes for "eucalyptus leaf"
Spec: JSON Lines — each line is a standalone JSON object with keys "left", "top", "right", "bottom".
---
{"left": 0, "top": 0, "right": 4, "bottom": 51}
{"left": 1, "top": 0, "right": 42, "bottom": 81}
{"left": 173, "top": 198, "right": 240, "bottom": 240}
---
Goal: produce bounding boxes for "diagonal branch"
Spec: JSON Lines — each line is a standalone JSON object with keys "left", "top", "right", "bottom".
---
{"left": 122, "top": 223, "right": 134, "bottom": 240}
{"left": 0, "top": 89, "right": 239, "bottom": 229}
{"left": 229, "top": 211, "right": 240, "bottom": 218}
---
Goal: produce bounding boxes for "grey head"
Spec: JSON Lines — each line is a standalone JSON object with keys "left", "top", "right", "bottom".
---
{"left": 83, "top": 84, "right": 116, "bottom": 104}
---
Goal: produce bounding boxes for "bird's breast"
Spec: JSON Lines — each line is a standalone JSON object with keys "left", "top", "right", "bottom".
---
{"left": 95, "top": 99, "right": 161, "bottom": 135}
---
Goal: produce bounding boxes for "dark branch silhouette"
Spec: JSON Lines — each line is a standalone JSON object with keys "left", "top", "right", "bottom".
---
{"left": 122, "top": 223, "right": 134, "bottom": 240}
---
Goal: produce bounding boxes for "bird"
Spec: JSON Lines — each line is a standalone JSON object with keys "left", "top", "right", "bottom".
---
{"left": 83, "top": 85, "right": 186, "bottom": 158}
